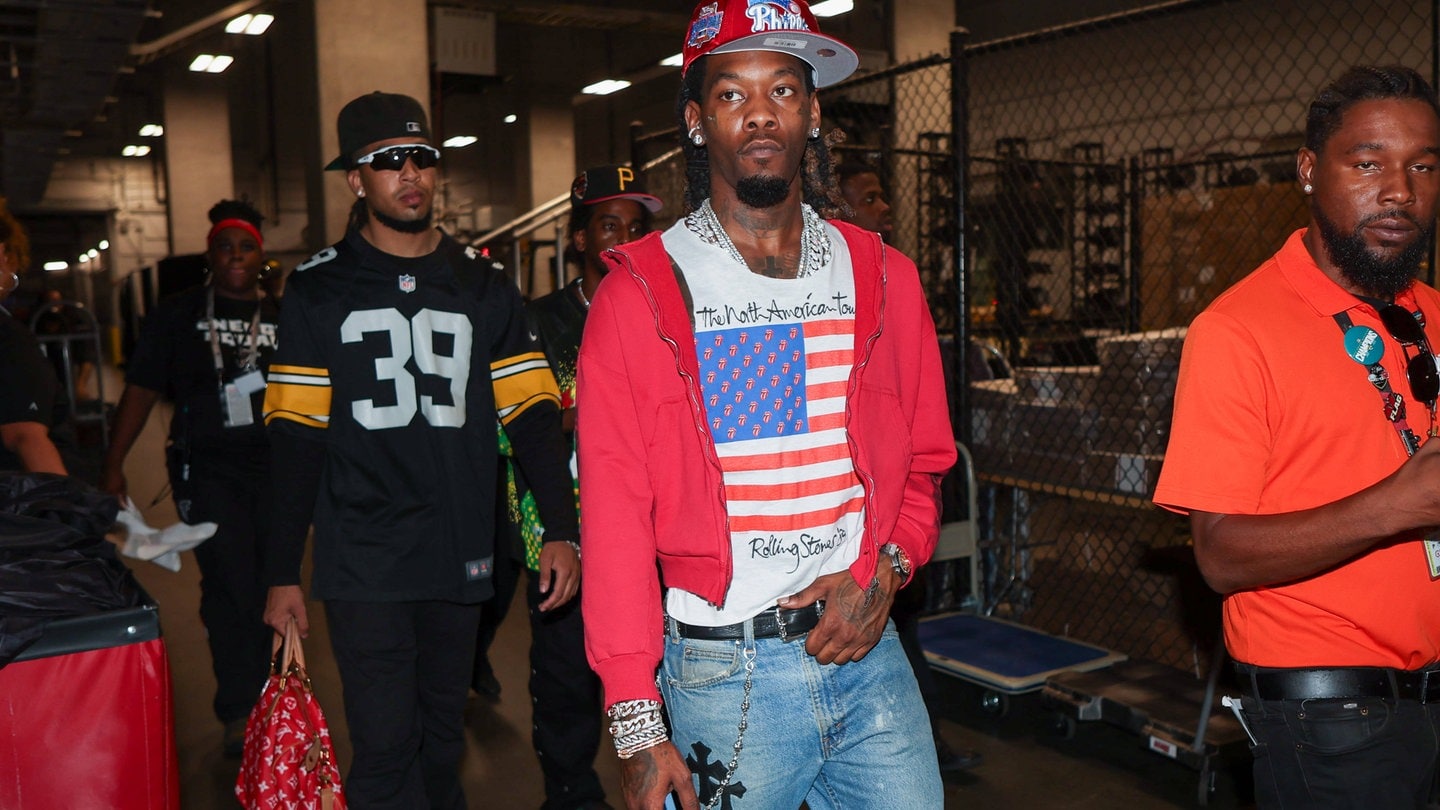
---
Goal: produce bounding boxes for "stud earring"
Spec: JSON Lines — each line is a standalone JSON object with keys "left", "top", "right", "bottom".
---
{"left": 357, "top": 189, "right": 366, "bottom": 198}
{"left": 810, "top": 127, "right": 820, "bottom": 139}
{"left": 1303, "top": 184, "right": 1313, "bottom": 194}
{"left": 689, "top": 126, "right": 704, "bottom": 147}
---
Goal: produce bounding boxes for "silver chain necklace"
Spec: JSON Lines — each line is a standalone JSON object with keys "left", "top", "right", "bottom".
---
{"left": 687, "top": 199, "right": 829, "bottom": 278}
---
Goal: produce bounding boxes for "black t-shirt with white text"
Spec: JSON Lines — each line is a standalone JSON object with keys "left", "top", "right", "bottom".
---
{"left": 125, "top": 285, "right": 279, "bottom": 454}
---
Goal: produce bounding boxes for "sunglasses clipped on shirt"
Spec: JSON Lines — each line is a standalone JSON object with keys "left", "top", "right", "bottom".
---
{"left": 354, "top": 143, "right": 441, "bottom": 171}
{"left": 1379, "top": 303, "right": 1440, "bottom": 409}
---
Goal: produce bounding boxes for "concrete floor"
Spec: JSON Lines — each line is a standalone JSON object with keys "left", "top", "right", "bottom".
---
{"left": 106, "top": 392, "right": 1252, "bottom": 809}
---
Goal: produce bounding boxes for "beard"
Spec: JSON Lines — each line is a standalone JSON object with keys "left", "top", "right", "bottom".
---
{"left": 1315, "top": 207, "right": 1432, "bottom": 299}
{"left": 735, "top": 175, "right": 790, "bottom": 209}
{"left": 373, "top": 206, "right": 433, "bottom": 234}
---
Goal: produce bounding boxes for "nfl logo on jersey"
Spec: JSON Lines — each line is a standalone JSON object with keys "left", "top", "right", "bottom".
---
{"left": 398, "top": 274, "right": 417, "bottom": 293}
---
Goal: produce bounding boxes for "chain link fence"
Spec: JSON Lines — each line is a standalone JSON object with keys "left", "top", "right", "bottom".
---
{"left": 631, "top": 0, "right": 1437, "bottom": 675}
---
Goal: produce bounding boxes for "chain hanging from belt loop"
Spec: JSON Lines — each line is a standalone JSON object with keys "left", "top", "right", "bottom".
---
{"left": 703, "top": 643, "right": 755, "bottom": 810}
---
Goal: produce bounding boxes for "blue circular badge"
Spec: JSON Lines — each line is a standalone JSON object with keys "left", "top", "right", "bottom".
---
{"left": 1344, "top": 325, "right": 1385, "bottom": 365}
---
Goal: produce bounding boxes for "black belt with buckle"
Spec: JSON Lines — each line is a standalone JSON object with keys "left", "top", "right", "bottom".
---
{"left": 1241, "top": 665, "right": 1440, "bottom": 703}
{"left": 672, "top": 603, "right": 824, "bottom": 643}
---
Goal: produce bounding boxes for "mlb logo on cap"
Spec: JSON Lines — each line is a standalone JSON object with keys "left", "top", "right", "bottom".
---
{"left": 682, "top": 0, "right": 858, "bottom": 88}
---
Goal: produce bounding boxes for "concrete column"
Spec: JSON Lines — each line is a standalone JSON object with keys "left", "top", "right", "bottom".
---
{"left": 163, "top": 72, "right": 235, "bottom": 255}
{"left": 509, "top": 96, "right": 574, "bottom": 297}
{"left": 312, "top": 0, "right": 430, "bottom": 245}
{"left": 524, "top": 100, "right": 575, "bottom": 210}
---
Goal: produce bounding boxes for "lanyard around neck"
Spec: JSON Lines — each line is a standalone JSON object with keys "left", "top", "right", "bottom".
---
{"left": 1334, "top": 308, "right": 1423, "bottom": 456}
{"left": 206, "top": 284, "right": 263, "bottom": 380}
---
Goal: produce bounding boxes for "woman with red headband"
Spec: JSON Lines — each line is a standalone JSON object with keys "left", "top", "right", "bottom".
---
{"left": 101, "top": 199, "right": 279, "bottom": 757}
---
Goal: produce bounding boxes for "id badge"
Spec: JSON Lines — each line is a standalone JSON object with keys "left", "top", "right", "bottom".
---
{"left": 233, "top": 369, "right": 266, "bottom": 395}
{"left": 222, "top": 383, "right": 254, "bottom": 428}
{"left": 1425, "top": 535, "right": 1440, "bottom": 580}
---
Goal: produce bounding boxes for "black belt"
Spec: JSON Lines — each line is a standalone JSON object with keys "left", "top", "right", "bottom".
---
{"left": 1240, "top": 665, "right": 1440, "bottom": 703}
{"left": 671, "top": 603, "right": 824, "bottom": 643}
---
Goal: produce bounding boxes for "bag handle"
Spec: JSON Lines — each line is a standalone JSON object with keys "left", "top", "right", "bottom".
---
{"left": 271, "top": 616, "right": 308, "bottom": 675}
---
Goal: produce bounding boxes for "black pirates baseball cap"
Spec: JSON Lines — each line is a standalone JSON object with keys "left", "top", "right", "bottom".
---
{"left": 325, "top": 91, "right": 432, "bottom": 171}
{"left": 569, "top": 165, "right": 663, "bottom": 213}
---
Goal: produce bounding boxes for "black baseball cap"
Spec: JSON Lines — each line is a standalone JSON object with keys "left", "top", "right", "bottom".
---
{"left": 570, "top": 165, "right": 662, "bottom": 213}
{"left": 325, "top": 91, "right": 432, "bottom": 171}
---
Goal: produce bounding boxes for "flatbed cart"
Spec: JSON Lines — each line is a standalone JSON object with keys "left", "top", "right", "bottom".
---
{"left": 1042, "top": 647, "right": 1249, "bottom": 806}
{"left": 919, "top": 612, "right": 1127, "bottom": 716}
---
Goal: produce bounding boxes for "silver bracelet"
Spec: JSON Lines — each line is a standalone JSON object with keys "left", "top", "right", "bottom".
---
{"left": 614, "top": 725, "right": 669, "bottom": 759}
{"left": 607, "top": 698, "right": 661, "bottom": 719}
{"left": 608, "top": 700, "right": 668, "bottom": 758}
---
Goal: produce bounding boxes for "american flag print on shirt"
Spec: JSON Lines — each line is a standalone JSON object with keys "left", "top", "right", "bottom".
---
{"left": 695, "top": 318, "right": 863, "bottom": 536}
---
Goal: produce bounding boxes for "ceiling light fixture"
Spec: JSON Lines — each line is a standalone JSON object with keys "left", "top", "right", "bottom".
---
{"left": 443, "top": 135, "right": 478, "bottom": 148}
{"left": 138, "top": 124, "right": 164, "bottom": 137}
{"left": 226, "top": 13, "right": 274, "bottom": 35}
{"left": 503, "top": 114, "right": 517, "bottom": 124}
{"left": 43, "top": 261, "right": 68, "bottom": 272}
{"left": 809, "top": 0, "right": 854, "bottom": 17}
{"left": 189, "top": 54, "right": 233, "bottom": 73}
{"left": 99, "top": 240, "right": 110, "bottom": 250}
{"left": 86, "top": 249, "right": 99, "bottom": 259}
{"left": 659, "top": 53, "right": 683, "bottom": 67}
{"left": 582, "top": 79, "right": 631, "bottom": 96}
{"left": 121, "top": 144, "right": 152, "bottom": 157}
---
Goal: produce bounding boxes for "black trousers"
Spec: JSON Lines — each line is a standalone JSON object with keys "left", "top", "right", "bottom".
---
{"left": 326, "top": 598, "right": 480, "bottom": 810}
{"left": 1242, "top": 692, "right": 1440, "bottom": 808}
{"left": 180, "top": 454, "right": 272, "bottom": 725}
{"left": 525, "top": 573, "right": 606, "bottom": 810}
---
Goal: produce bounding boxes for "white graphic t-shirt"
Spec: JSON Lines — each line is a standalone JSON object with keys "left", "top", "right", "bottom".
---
{"left": 663, "top": 214, "right": 866, "bottom": 626}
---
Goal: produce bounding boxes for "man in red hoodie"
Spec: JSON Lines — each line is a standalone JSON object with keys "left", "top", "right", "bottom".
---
{"left": 576, "top": 2, "right": 955, "bottom": 808}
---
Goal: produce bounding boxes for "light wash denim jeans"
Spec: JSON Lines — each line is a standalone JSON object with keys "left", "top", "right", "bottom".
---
{"left": 660, "top": 617, "right": 943, "bottom": 809}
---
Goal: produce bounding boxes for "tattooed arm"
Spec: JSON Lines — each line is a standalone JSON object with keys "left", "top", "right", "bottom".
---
{"left": 778, "top": 560, "right": 902, "bottom": 665}
{"left": 621, "top": 742, "right": 699, "bottom": 810}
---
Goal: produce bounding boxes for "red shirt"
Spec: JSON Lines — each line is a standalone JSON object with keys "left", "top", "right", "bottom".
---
{"left": 1155, "top": 229, "right": 1440, "bottom": 669}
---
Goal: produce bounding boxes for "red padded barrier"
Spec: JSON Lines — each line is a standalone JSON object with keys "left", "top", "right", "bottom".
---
{"left": 0, "top": 638, "right": 178, "bottom": 809}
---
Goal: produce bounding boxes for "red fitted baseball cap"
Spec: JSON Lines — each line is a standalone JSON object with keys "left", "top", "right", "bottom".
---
{"left": 682, "top": 0, "right": 859, "bottom": 89}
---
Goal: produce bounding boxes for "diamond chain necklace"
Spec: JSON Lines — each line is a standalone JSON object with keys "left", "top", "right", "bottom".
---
{"left": 688, "top": 199, "right": 829, "bottom": 278}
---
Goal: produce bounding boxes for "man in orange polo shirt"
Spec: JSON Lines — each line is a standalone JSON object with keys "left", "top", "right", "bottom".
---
{"left": 1156, "top": 65, "right": 1440, "bottom": 809}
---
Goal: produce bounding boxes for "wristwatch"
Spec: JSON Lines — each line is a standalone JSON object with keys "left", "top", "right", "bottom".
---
{"left": 879, "top": 543, "right": 912, "bottom": 580}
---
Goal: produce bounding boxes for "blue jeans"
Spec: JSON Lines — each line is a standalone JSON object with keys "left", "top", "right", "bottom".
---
{"left": 660, "top": 618, "right": 942, "bottom": 809}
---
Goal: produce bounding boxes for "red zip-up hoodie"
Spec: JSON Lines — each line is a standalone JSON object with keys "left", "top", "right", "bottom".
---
{"left": 577, "top": 219, "right": 956, "bottom": 707}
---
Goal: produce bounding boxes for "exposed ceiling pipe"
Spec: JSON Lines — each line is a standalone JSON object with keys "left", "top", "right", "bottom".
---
{"left": 129, "top": 0, "right": 264, "bottom": 64}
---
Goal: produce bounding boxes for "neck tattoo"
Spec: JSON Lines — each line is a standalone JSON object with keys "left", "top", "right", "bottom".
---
{"left": 686, "top": 199, "right": 829, "bottom": 278}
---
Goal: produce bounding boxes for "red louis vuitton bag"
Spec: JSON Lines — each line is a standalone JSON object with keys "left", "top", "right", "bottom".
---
{"left": 235, "top": 618, "right": 346, "bottom": 810}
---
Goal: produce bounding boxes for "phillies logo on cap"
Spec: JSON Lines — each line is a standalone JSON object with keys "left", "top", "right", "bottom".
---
{"left": 745, "top": 0, "right": 808, "bottom": 33}
{"left": 688, "top": 3, "right": 723, "bottom": 48}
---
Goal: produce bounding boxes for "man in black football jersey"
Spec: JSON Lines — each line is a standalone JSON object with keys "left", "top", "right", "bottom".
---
{"left": 262, "top": 92, "right": 579, "bottom": 810}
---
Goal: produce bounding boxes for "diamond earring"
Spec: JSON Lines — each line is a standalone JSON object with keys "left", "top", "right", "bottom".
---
{"left": 1303, "top": 184, "right": 1313, "bottom": 194}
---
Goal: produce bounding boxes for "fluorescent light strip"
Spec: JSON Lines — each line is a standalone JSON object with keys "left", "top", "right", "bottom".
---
{"left": 443, "top": 135, "right": 478, "bottom": 148}
{"left": 43, "top": 261, "right": 68, "bottom": 272}
{"left": 582, "top": 79, "right": 631, "bottom": 96}
{"left": 809, "top": 0, "right": 854, "bottom": 17}
{"left": 659, "top": 53, "right": 683, "bottom": 67}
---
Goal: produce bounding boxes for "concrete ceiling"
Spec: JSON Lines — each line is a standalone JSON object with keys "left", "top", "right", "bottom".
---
{"left": 0, "top": 0, "right": 700, "bottom": 209}
{"left": 0, "top": 0, "right": 152, "bottom": 205}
